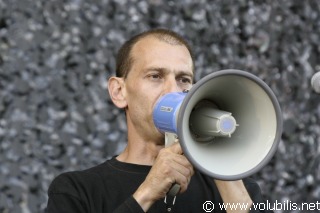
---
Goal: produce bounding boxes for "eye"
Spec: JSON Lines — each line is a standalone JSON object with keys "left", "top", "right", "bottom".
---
{"left": 178, "top": 77, "right": 192, "bottom": 84}
{"left": 147, "top": 73, "right": 163, "bottom": 81}
{"left": 151, "top": 74, "right": 161, "bottom": 79}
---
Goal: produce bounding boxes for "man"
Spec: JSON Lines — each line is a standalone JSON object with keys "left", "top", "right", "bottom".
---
{"left": 46, "top": 28, "right": 271, "bottom": 212}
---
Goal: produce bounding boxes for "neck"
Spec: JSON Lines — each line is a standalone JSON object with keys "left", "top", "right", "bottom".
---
{"left": 117, "top": 111, "right": 166, "bottom": 165}
{"left": 117, "top": 140, "right": 164, "bottom": 165}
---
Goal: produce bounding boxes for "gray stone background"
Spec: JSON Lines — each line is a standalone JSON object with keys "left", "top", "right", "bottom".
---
{"left": 0, "top": 0, "right": 319, "bottom": 212}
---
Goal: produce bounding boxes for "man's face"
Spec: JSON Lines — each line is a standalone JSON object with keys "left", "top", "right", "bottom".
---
{"left": 123, "top": 36, "right": 194, "bottom": 144}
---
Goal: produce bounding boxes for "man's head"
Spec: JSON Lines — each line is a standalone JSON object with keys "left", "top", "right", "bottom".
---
{"left": 109, "top": 28, "right": 194, "bottom": 143}
{"left": 115, "top": 28, "right": 194, "bottom": 79}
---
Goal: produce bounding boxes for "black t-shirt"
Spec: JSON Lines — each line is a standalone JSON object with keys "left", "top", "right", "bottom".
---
{"left": 46, "top": 157, "right": 271, "bottom": 213}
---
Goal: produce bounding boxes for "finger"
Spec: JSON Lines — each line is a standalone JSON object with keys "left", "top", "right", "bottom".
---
{"left": 159, "top": 146, "right": 194, "bottom": 176}
{"left": 158, "top": 148, "right": 192, "bottom": 171}
{"left": 164, "top": 155, "right": 194, "bottom": 192}
{"left": 170, "top": 168, "right": 192, "bottom": 193}
{"left": 172, "top": 155, "right": 194, "bottom": 173}
{"left": 167, "top": 142, "right": 183, "bottom": 154}
{"left": 169, "top": 158, "right": 193, "bottom": 178}
{"left": 153, "top": 154, "right": 193, "bottom": 186}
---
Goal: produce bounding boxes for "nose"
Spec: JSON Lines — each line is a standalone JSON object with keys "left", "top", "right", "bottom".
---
{"left": 163, "top": 77, "right": 180, "bottom": 94}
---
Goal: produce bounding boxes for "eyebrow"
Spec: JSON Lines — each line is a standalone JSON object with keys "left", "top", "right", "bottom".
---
{"left": 144, "top": 66, "right": 194, "bottom": 79}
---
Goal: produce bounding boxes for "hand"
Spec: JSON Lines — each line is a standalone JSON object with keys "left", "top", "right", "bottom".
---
{"left": 133, "top": 142, "right": 194, "bottom": 211}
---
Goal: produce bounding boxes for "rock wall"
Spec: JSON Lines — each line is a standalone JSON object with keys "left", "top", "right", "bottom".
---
{"left": 0, "top": 0, "right": 319, "bottom": 212}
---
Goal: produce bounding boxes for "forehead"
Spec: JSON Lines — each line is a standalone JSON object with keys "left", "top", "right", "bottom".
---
{"left": 132, "top": 35, "right": 188, "bottom": 53}
{"left": 130, "top": 35, "right": 193, "bottom": 71}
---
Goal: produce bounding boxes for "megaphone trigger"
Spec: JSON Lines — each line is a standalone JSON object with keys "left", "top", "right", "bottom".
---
{"left": 165, "top": 132, "right": 178, "bottom": 147}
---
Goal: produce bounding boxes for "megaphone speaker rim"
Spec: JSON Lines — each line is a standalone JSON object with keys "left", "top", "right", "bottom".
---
{"left": 178, "top": 69, "right": 283, "bottom": 180}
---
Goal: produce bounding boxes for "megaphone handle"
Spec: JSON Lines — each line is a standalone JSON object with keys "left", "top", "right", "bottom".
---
{"left": 165, "top": 132, "right": 177, "bottom": 147}
{"left": 164, "top": 133, "right": 180, "bottom": 197}
{"left": 164, "top": 184, "right": 180, "bottom": 212}
{"left": 167, "top": 183, "right": 181, "bottom": 197}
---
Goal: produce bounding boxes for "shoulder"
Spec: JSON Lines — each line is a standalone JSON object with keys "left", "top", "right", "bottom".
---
{"left": 46, "top": 161, "right": 118, "bottom": 212}
{"left": 48, "top": 161, "right": 110, "bottom": 196}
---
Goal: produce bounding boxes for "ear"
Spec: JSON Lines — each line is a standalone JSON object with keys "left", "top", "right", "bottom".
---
{"left": 108, "top": 77, "right": 128, "bottom": 109}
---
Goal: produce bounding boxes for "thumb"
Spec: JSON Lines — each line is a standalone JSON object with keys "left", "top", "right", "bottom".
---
{"left": 167, "top": 140, "right": 183, "bottom": 155}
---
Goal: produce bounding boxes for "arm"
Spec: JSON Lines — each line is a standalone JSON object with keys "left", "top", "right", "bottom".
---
{"left": 215, "top": 180, "right": 253, "bottom": 213}
{"left": 46, "top": 173, "right": 145, "bottom": 213}
{"left": 214, "top": 179, "right": 274, "bottom": 213}
{"left": 46, "top": 193, "right": 144, "bottom": 213}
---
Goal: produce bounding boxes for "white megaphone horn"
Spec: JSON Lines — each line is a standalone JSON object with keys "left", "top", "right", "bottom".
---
{"left": 153, "top": 69, "right": 283, "bottom": 195}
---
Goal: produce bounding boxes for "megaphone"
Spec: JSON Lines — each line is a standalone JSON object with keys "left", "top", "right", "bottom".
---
{"left": 153, "top": 69, "right": 282, "bottom": 183}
